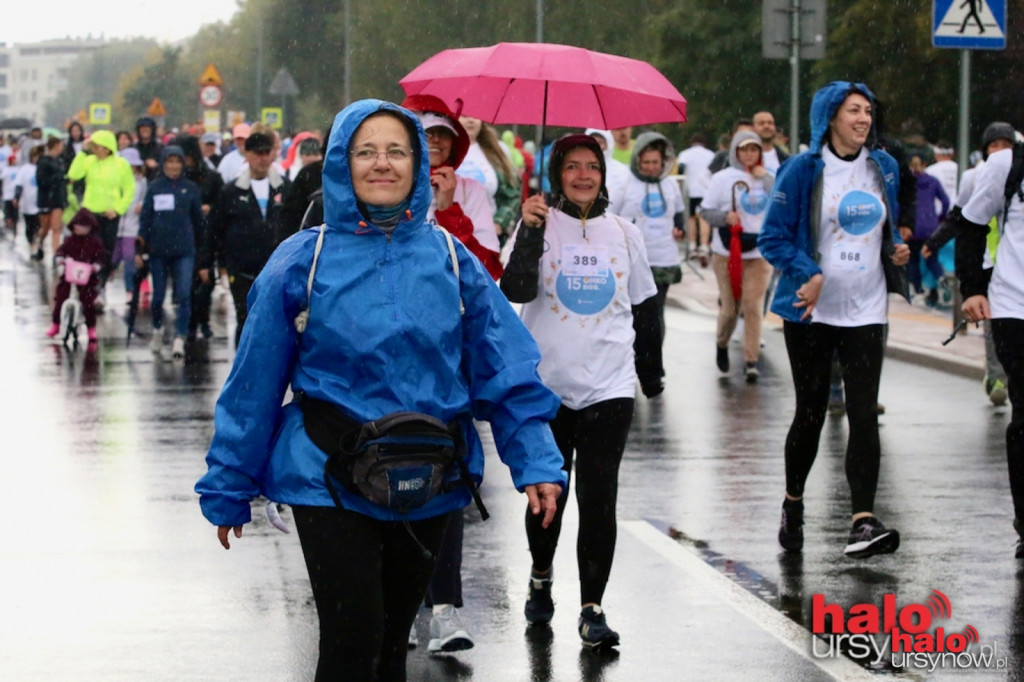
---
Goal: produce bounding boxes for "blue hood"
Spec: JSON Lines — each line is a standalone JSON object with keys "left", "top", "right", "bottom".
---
{"left": 322, "top": 99, "right": 432, "bottom": 234}
{"left": 808, "top": 81, "right": 877, "bottom": 155}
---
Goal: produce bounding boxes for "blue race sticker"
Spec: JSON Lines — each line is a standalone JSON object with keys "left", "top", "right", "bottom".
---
{"left": 838, "top": 190, "right": 883, "bottom": 236}
{"left": 555, "top": 272, "right": 616, "bottom": 315}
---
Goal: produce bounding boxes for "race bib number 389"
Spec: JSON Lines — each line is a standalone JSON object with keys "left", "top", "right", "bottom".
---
{"left": 561, "top": 244, "right": 609, "bottom": 277}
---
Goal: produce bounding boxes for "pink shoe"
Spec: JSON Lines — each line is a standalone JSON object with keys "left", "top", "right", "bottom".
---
{"left": 46, "top": 323, "right": 59, "bottom": 338}
{"left": 87, "top": 327, "right": 98, "bottom": 342}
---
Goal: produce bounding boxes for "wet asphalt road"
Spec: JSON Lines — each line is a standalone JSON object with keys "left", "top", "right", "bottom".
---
{"left": 1, "top": 232, "right": 1022, "bottom": 681}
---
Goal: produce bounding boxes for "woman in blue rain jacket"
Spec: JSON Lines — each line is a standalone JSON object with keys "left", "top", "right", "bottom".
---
{"left": 195, "top": 99, "right": 566, "bottom": 681}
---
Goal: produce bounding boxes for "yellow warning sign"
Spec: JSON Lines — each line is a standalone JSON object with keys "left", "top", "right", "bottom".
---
{"left": 198, "top": 63, "right": 224, "bottom": 86}
{"left": 147, "top": 98, "right": 167, "bottom": 117}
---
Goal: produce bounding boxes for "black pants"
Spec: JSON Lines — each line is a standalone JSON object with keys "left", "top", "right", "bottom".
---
{"left": 23, "top": 214, "right": 40, "bottom": 246}
{"left": 227, "top": 271, "right": 256, "bottom": 347}
{"left": 91, "top": 212, "right": 119, "bottom": 290}
{"left": 992, "top": 318, "right": 1024, "bottom": 520}
{"left": 782, "top": 322, "right": 885, "bottom": 514}
{"left": 525, "top": 397, "right": 633, "bottom": 606}
{"left": 425, "top": 509, "right": 464, "bottom": 607}
{"left": 189, "top": 273, "right": 214, "bottom": 334}
{"left": 292, "top": 506, "right": 448, "bottom": 682}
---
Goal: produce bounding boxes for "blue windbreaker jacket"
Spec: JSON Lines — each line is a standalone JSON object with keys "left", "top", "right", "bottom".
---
{"left": 758, "top": 81, "right": 904, "bottom": 324}
{"left": 195, "top": 100, "right": 567, "bottom": 526}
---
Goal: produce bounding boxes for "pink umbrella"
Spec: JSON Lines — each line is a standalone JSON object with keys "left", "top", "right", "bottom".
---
{"left": 399, "top": 42, "right": 686, "bottom": 133}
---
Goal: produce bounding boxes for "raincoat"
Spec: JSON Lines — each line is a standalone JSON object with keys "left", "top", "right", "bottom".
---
{"left": 196, "top": 100, "right": 566, "bottom": 527}
{"left": 67, "top": 130, "right": 135, "bottom": 216}
{"left": 758, "top": 81, "right": 903, "bottom": 324}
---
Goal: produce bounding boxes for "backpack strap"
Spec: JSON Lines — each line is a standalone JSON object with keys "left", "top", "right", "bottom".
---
{"left": 1002, "top": 142, "right": 1024, "bottom": 225}
{"left": 294, "top": 223, "right": 327, "bottom": 333}
{"left": 437, "top": 225, "right": 465, "bottom": 315}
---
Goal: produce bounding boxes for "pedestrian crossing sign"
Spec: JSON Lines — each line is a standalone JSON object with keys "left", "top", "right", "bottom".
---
{"left": 933, "top": 0, "right": 1006, "bottom": 49}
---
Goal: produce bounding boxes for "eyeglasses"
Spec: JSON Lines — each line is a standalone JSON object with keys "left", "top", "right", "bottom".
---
{"left": 350, "top": 147, "right": 414, "bottom": 164}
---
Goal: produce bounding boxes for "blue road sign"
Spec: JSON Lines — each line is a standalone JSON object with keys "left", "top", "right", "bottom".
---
{"left": 933, "top": 0, "right": 1006, "bottom": 49}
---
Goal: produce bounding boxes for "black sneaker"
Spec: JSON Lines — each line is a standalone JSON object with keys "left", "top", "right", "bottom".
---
{"left": 716, "top": 346, "right": 729, "bottom": 373}
{"left": 578, "top": 605, "right": 619, "bottom": 649}
{"left": 778, "top": 498, "right": 804, "bottom": 552}
{"left": 524, "top": 571, "right": 554, "bottom": 625}
{"left": 1014, "top": 519, "right": 1024, "bottom": 560}
{"left": 844, "top": 517, "right": 900, "bottom": 559}
{"left": 745, "top": 362, "right": 759, "bottom": 383}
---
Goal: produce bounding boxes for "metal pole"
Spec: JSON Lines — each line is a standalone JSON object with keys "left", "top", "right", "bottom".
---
{"left": 256, "top": 5, "right": 265, "bottom": 115}
{"left": 952, "top": 48, "right": 971, "bottom": 336}
{"left": 535, "top": 0, "right": 544, "bottom": 154}
{"left": 789, "top": 0, "right": 801, "bottom": 148}
{"left": 343, "top": 0, "right": 352, "bottom": 106}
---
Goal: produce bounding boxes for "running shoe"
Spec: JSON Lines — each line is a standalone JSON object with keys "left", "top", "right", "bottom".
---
{"left": 150, "top": 331, "right": 163, "bottom": 354}
{"left": 716, "top": 346, "right": 729, "bottom": 373}
{"left": 524, "top": 571, "right": 555, "bottom": 625}
{"left": 778, "top": 498, "right": 804, "bottom": 552}
{"left": 427, "top": 604, "right": 474, "bottom": 653}
{"left": 408, "top": 623, "right": 418, "bottom": 650}
{"left": 578, "top": 605, "right": 620, "bottom": 649}
{"left": 87, "top": 327, "right": 97, "bottom": 342}
{"left": 844, "top": 517, "right": 900, "bottom": 559}
{"left": 989, "top": 379, "right": 1008, "bottom": 407}
{"left": 745, "top": 362, "right": 759, "bottom": 383}
{"left": 171, "top": 336, "right": 185, "bottom": 360}
{"left": 45, "top": 323, "right": 59, "bottom": 338}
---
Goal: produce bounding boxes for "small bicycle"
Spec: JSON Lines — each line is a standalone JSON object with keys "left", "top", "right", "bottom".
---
{"left": 59, "top": 257, "right": 91, "bottom": 349}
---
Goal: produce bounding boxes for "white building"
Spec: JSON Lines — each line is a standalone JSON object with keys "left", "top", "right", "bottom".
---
{"left": 0, "top": 38, "right": 104, "bottom": 127}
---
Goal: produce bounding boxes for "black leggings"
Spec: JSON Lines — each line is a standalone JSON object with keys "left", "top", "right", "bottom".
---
{"left": 782, "top": 322, "right": 885, "bottom": 514}
{"left": 992, "top": 318, "right": 1024, "bottom": 521}
{"left": 292, "top": 506, "right": 448, "bottom": 682}
{"left": 525, "top": 397, "right": 633, "bottom": 606}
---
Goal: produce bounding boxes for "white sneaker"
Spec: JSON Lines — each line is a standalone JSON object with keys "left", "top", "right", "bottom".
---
{"left": 171, "top": 336, "right": 185, "bottom": 360}
{"left": 150, "top": 331, "right": 163, "bottom": 354}
{"left": 408, "top": 622, "right": 418, "bottom": 650}
{"left": 427, "top": 604, "right": 474, "bottom": 653}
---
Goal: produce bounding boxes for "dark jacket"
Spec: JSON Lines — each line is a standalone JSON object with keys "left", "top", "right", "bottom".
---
{"left": 139, "top": 147, "right": 209, "bottom": 264}
{"left": 280, "top": 159, "right": 323, "bottom": 240}
{"left": 211, "top": 167, "right": 290, "bottom": 276}
{"left": 36, "top": 154, "right": 68, "bottom": 211}
{"left": 912, "top": 171, "right": 949, "bottom": 240}
{"left": 135, "top": 117, "right": 164, "bottom": 180}
{"left": 174, "top": 134, "right": 225, "bottom": 211}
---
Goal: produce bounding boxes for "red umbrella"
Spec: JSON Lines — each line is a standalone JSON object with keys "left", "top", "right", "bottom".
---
{"left": 399, "top": 42, "right": 687, "bottom": 135}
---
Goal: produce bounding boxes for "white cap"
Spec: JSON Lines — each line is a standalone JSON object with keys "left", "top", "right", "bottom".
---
{"left": 418, "top": 112, "right": 457, "bottom": 135}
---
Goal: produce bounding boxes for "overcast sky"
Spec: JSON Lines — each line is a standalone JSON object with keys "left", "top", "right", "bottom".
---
{"left": 1, "top": 0, "right": 241, "bottom": 46}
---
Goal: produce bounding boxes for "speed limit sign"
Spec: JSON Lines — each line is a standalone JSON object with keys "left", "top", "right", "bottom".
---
{"left": 199, "top": 84, "right": 222, "bottom": 108}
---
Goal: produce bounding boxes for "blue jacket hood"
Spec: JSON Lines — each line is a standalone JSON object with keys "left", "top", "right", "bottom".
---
{"left": 808, "top": 81, "right": 877, "bottom": 155}
{"left": 322, "top": 99, "right": 431, "bottom": 233}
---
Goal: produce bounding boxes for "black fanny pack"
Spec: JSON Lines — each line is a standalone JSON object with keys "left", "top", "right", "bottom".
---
{"left": 300, "top": 394, "right": 488, "bottom": 518}
{"left": 718, "top": 227, "right": 759, "bottom": 252}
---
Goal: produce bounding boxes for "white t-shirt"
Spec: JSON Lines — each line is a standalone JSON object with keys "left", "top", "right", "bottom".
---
{"left": 612, "top": 175, "right": 685, "bottom": 268}
{"left": 956, "top": 165, "right": 979, "bottom": 207}
{"left": 676, "top": 145, "right": 716, "bottom": 198}
{"left": 515, "top": 209, "right": 657, "bottom": 410}
{"left": 927, "top": 159, "right": 959, "bottom": 214}
{"left": 14, "top": 163, "right": 39, "bottom": 215}
{"left": 762, "top": 147, "right": 782, "bottom": 174}
{"left": 703, "top": 166, "right": 771, "bottom": 259}
{"left": 217, "top": 150, "right": 246, "bottom": 183}
{"left": 604, "top": 157, "right": 631, "bottom": 210}
{"left": 251, "top": 177, "right": 270, "bottom": 218}
{"left": 426, "top": 175, "right": 500, "bottom": 255}
{"left": 455, "top": 144, "right": 499, "bottom": 211}
{"left": 811, "top": 147, "right": 888, "bottom": 327}
{"left": 2, "top": 164, "right": 19, "bottom": 202}
{"left": 962, "top": 147, "right": 1024, "bottom": 319}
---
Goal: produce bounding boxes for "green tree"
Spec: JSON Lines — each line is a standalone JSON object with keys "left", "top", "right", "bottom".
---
{"left": 118, "top": 47, "right": 198, "bottom": 130}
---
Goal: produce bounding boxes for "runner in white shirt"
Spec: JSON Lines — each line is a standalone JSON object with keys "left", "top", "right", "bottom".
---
{"left": 501, "top": 134, "right": 663, "bottom": 651}
{"left": 958, "top": 138, "right": 1024, "bottom": 559}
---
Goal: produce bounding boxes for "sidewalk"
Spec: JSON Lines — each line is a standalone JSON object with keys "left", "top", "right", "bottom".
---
{"left": 667, "top": 259, "right": 987, "bottom": 380}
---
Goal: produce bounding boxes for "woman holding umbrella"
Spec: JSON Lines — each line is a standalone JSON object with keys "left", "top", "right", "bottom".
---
{"left": 502, "top": 133, "right": 664, "bottom": 650}
{"left": 699, "top": 130, "right": 775, "bottom": 382}
{"left": 758, "top": 81, "right": 910, "bottom": 559}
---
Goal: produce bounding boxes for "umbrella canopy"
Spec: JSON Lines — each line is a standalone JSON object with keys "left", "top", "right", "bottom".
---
{"left": 400, "top": 42, "right": 686, "bottom": 131}
{"left": 0, "top": 117, "right": 34, "bottom": 130}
